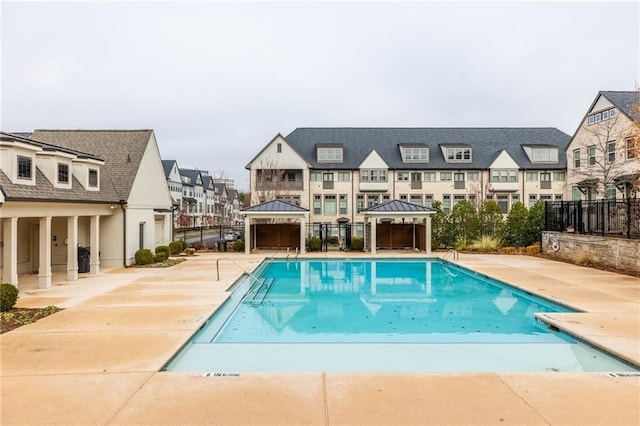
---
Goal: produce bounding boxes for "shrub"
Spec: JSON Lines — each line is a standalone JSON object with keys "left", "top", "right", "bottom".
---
{"left": 135, "top": 249, "right": 154, "bottom": 265}
{"left": 468, "top": 236, "right": 502, "bottom": 253}
{"left": 1, "top": 283, "right": 19, "bottom": 312}
{"left": 186, "top": 248, "right": 196, "bottom": 256}
{"left": 155, "top": 252, "right": 168, "bottom": 263}
{"left": 574, "top": 252, "right": 595, "bottom": 266}
{"left": 500, "top": 246, "right": 517, "bottom": 255}
{"left": 233, "top": 240, "right": 245, "bottom": 252}
{"left": 351, "top": 237, "right": 364, "bottom": 251}
{"left": 326, "top": 236, "right": 339, "bottom": 245}
{"left": 155, "top": 245, "right": 170, "bottom": 257}
{"left": 526, "top": 243, "right": 541, "bottom": 256}
{"left": 169, "top": 241, "right": 183, "bottom": 255}
{"left": 308, "top": 236, "right": 321, "bottom": 251}
{"left": 454, "top": 237, "right": 468, "bottom": 251}
{"left": 180, "top": 240, "right": 188, "bottom": 252}
{"left": 190, "top": 241, "right": 204, "bottom": 251}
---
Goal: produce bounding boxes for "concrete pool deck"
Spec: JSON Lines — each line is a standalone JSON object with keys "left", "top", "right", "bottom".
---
{"left": 1, "top": 252, "right": 638, "bottom": 425}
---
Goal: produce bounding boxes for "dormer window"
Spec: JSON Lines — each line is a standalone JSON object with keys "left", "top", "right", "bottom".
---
{"left": 88, "top": 168, "right": 98, "bottom": 187}
{"left": 588, "top": 108, "right": 615, "bottom": 125}
{"left": 532, "top": 147, "right": 558, "bottom": 162}
{"left": 446, "top": 147, "right": 472, "bottom": 162}
{"left": 58, "top": 163, "right": 69, "bottom": 183}
{"left": 400, "top": 145, "right": 429, "bottom": 162}
{"left": 18, "top": 156, "right": 32, "bottom": 179}
{"left": 317, "top": 145, "right": 343, "bottom": 163}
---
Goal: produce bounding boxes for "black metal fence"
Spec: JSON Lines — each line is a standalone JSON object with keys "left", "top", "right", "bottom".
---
{"left": 545, "top": 200, "right": 640, "bottom": 239}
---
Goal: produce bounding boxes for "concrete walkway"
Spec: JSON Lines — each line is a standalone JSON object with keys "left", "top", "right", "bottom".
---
{"left": 1, "top": 252, "right": 638, "bottom": 425}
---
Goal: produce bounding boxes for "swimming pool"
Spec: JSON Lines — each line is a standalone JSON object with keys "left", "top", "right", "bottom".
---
{"left": 164, "top": 258, "right": 638, "bottom": 372}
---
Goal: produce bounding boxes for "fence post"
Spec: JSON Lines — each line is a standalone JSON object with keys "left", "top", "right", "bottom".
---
{"left": 627, "top": 197, "right": 632, "bottom": 239}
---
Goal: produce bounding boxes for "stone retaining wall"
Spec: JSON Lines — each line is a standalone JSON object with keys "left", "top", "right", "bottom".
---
{"left": 541, "top": 232, "right": 640, "bottom": 274}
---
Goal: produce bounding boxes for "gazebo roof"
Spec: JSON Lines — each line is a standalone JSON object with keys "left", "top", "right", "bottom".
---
{"left": 360, "top": 199, "right": 436, "bottom": 214}
{"left": 241, "top": 199, "right": 309, "bottom": 213}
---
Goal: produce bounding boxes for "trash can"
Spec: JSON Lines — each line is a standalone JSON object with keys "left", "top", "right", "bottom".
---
{"left": 78, "top": 247, "right": 90, "bottom": 273}
{"left": 217, "top": 241, "right": 226, "bottom": 252}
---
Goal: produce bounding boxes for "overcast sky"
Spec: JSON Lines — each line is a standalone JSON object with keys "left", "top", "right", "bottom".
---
{"left": 2, "top": 1, "right": 639, "bottom": 191}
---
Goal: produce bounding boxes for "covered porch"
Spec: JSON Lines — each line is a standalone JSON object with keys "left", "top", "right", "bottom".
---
{"left": 241, "top": 200, "right": 309, "bottom": 255}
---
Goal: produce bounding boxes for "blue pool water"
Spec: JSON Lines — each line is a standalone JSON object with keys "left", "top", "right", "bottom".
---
{"left": 164, "top": 258, "right": 638, "bottom": 372}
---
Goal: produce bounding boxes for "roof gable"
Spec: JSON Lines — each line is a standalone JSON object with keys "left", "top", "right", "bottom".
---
{"left": 359, "top": 149, "right": 388, "bottom": 169}
{"left": 242, "top": 199, "right": 309, "bottom": 212}
{"left": 360, "top": 199, "right": 435, "bottom": 213}
{"left": 489, "top": 150, "right": 519, "bottom": 169}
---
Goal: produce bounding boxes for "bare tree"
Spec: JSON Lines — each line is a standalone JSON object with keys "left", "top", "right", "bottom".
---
{"left": 251, "top": 156, "right": 286, "bottom": 205}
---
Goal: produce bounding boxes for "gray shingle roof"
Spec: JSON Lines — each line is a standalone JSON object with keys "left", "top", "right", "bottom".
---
{"left": 31, "top": 130, "right": 153, "bottom": 200}
{"left": 284, "top": 128, "right": 570, "bottom": 171}
{"left": 0, "top": 168, "right": 120, "bottom": 203}
{"left": 600, "top": 91, "right": 640, "bottom": 120}
{"left": 162, "top": 160, "right": 177, "bottom": 179}
{"left": 242, "top": 199, "right": 309, "bottom": 212}
{"left": 360, "top": 199, "right": 435, "bottom": 213}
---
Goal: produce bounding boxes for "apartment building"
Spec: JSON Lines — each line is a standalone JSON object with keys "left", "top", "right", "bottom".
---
{"left": 566, "top": 91, "right": 640, "bottom": 200}
{"left": 247, "top": 128, "right": 571, "bottom": 233}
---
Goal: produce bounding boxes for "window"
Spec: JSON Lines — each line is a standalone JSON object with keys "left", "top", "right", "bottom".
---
{"left": 338, "top": 172, "right": 351, "bottom": 181}
{"left": 356, "top": 194, "right": 364, "bottom": 212}
{"left": 497, "top": 195, "right": 508, "bottom": 214}
{"left": 607, "top": 141, "right": 616, "bottom": 162}
{"left": 453, "top": 194, "right": 465, "bottom": 207}
{"left": 323, "top": 172, "right": 334, "bottom": 189}
{"left": 540, "top": 172, "right": 551, "bottom": 189}
{"left": 88, "top": 169, "right": 98, "bottom": 187}
{"left": 277, "top": 143, "right": 282, "bottom": 153}
{"left": 573, "top": 149, "right": 581, "bottom": 168}
{"left": 57, "top": 163, "right": 69, "bottom": 183}
{"left": 453, "top": 172, "right": 465, "bottom": 189}
{"left": 446, "top": 147, "right": 472, "bottom": 162}
{"left": 361, "top": 169, "right": 387, "bottom": 182}
{"left": 553, "top": 171, "right": 566, "bottom": 181}
{"left": 491, "top": 170, "right": 517, "bottom": 182}
{"left": 442, "top": 195, "right": 451, "bottom": 214}
{"left": 424, "top": 172, "right": 436, "bottom": 181}
{"left": 366, "top": 194, "right": 379, "bottom": 207}
{"left": 605, "top": 184, "right": 617, "bottom": 200}
{"left": 402, "top": 146, "right": 429, "bottom": 162}
{"left": 399, "top": 194, "right": 408, "bottom": 201}
{"left": 310, "top": 172, "right": 322, "bottom": 181}
{"left": 410, "top": 194, "right": 423, "bottom": 205}
{"left": 554, "top": 194, "right": 563, "bottom": 201}
{"left": 588, "top": 146, "right": 596, "bottom": 166}
{"left": 339, "top": 194, "right": 348, "bottom": 214}
{"left": 526, "top": 172, "right": 538, "bottom": 181}
{"left": 587, "top": 108, "right": 616, "bottom": 125}
{"left": 425, "top": 194, "right": 434, "bottom": 207}
{"left": 382, "top": 194, "right": 390, "bottom": 201}
{"left": 317, "top": 146, "right": 343, "bottom": 163}
{"left": 467, "top": 172, "right": 479, "bottom": 181}
{"left": 532, "top": 148, "right": 558, "bottom": 162}
{"left": 440, "top": 171, "right": 452, "bottom": 181}
{"left": 528, "top": 194, "right": 537, "bottom": 207}
{"left": 626, "top": 137, "right": 636, "bottom": 160}
{"left": 397, "top": 171, "right": 409, "bottom": 181}
{"left": 511, "top": 194, "right": 520, "bottom": 202}
{"left": 313, "top": 195, "right": 321, "bottom": 214}
{"left": 324, "top": 195, "right": 336, "bottom": 215}
{"left": 17, "top": 156, "right": 32, "bottom": 179}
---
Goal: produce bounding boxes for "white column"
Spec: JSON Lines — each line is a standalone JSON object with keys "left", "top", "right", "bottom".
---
{"left": 425, "top": 215, "right": 432, "bottom": 255}
{"left": 244, "top": 216, "right": 250, "bottom": 254}
{"left": 299, "top": 216, "right": 306, "bottom": 255}
{"left": 38, "top": 216, "right": 52, "bottom": 289}
{"left": 371, "top": 218, "right": 377, "bottom": 255}
{"left": 2, "top": 217, "right": 19, "bottom": 286}
{"left": 67, "top": 216, "right": 78, "bottom": 281}
{"left": 90, "top": 215, "right": 100, "bottom": 274}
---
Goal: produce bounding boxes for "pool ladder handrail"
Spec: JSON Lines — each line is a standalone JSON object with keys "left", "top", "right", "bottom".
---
{"left": 442, "top": 249, "right": 459, "bottom": 261}
{"left": 216, "top": 257, "right": 263, "bottom": 287}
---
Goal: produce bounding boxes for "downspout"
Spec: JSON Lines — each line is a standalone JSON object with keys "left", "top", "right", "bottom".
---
{"left": 120, "top": 200, "right": 127, "bottom": 267}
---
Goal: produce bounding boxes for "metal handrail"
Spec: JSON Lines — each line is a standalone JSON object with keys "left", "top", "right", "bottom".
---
{"left": 442, "top": 249, "right": 459, "bottom": 261}
{"left": 216, "top": 257, "right": 263, "bottom": 285}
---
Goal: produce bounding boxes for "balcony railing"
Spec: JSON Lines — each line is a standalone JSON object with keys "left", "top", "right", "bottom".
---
{"left": 256, "top": 181, "right": 304, "bottom": 191}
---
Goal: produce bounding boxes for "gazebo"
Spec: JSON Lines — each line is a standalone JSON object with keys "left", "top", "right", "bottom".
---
{"left": 240, "top": 200, "right": 309, "bottom": 254}
{"left": 360, "top": 200, "right": 436, "bottom": 255}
